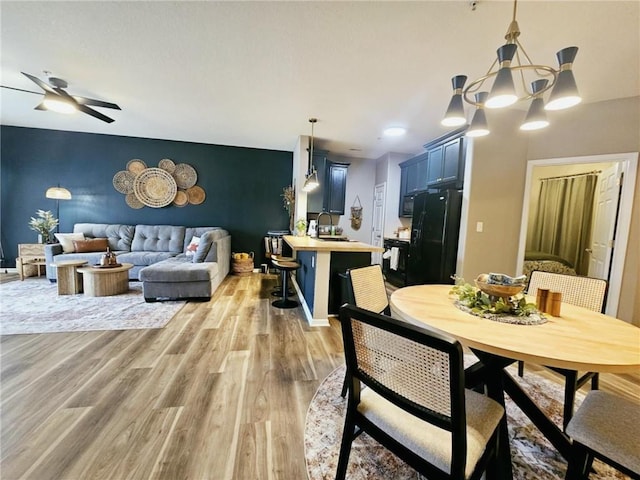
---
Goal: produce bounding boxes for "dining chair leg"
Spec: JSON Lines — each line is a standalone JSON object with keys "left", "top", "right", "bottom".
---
{"left": 335, "top": 408, "right": 356, "bottom": 480}
{"left": 591, "top": 373, "right": 599, "bottom": 390}
{"left": 563, "top": 370, "right": 579, "bottom": 431}
{"left": 517, "top": 360, "right": 525, "bottom": 377}
{"left": 340, "top": 375, "right": 348, "bottom": 398}
{"left": 565, "top": 441, "right": 591, "bottom": 480}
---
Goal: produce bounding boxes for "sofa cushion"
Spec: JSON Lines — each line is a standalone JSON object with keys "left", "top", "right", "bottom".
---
{"left": 73, "top": 238, "right": 109, "bottom": 253}
{"left": 132, "top": 225, "right": 185, "bottom": 253}
{"left": 117, "top": 251, "right": 178, "bottom": 267}
{"left": 192, "top": 231, "right": 216, "bottom": 263}
{"left": 185, "top": 236, "right": 200, "bottom": 257}
{"left": 55, "top": 233, "right": 85, "bottom": 253}
{"left": 73, "top": 223, "right": 135, "bottom": 251}
{"left": 139, "top": 257, "right": 219, "bottom": 283}
{"left": 184, "top": 227, "right": 225, "bottom": 251}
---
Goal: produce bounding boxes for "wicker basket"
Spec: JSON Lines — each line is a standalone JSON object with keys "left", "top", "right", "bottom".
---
{"left": 232, "top": 252, "right": 254, "bottom": 276}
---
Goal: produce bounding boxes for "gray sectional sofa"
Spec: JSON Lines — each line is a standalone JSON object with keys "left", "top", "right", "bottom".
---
{"left": 44, "top": 223, "right": 231, "bottom": 301}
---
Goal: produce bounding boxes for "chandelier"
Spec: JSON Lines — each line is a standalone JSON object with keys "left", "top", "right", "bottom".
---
{"left": 302, "top": 118, "right": 319, "bottom": 192}
{"left": 441, "top": 0, "right": 581, "bottom": 137}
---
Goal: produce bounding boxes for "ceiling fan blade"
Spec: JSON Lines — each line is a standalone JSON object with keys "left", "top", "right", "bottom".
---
{"left": 21, "top": 71, "right": 57, "bottom": 95}
{"left": 72, "top": 96, "right": 121, "bottom": 110}
{"left": 76, "top": 103, "right": 115, "bottom": 123}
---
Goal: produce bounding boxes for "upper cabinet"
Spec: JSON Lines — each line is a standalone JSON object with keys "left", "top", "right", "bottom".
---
{"left": 308, "top": 150, "right": 350, "bottom": 214}
{"left": 398, "top": 129, "right": 466, "bottom": 217}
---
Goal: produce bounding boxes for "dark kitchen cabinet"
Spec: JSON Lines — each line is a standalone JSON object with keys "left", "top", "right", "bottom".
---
{"left": 308, "top": 150, "right": 350, "bottom": 214}
{"left": 297, "top": 251, "right": 316, "bottom": 311}
{"left": 398, "top": 129, "right": 466, "bottom": 217}
{"left": 426, "top": 137, "right": 464, "bottom": 187}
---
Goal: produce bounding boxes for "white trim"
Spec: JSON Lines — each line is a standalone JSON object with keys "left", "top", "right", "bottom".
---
{"left": 456, "top": 138, "right": 474, "bottom": 277}
{"left": 517, "top": 152, "right": 638, "bottom": 316}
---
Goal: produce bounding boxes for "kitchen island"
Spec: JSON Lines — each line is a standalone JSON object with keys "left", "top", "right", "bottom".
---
{"left": 283, "top": 235, "right": 384, "bottom": 326}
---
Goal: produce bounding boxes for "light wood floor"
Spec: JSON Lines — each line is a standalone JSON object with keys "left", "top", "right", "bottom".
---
{"left": 1, "top": 273, "right": 638, "bottom": 480}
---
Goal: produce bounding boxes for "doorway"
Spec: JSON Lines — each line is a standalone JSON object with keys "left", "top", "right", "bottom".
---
{"left": 371, "top": 183, "right": 386, "bottom": 265}
{"left": 516, "top": 153, "right": 638, "bottom": 316}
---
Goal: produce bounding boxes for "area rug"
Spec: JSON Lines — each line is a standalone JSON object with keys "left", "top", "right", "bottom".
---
{"left": 0, "top": 278, "right": 186, "bottom": 335}
{"left": 305, "top": 365, "right": 627, "bottom": 480}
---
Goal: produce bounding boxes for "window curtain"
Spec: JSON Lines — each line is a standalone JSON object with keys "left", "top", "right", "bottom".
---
{"left": 526, "top": 173, "right": 598, "bottom": 275}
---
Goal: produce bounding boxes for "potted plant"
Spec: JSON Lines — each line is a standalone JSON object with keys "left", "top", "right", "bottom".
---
{"left": 295, "top": 218, "right": 307, "bottom": 237}
{"left": 28, "top": 209, "right": 59, "bottom": 243}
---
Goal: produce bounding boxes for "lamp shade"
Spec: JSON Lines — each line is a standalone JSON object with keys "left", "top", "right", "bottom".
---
{"left": 545, "top": 47, "right": 581, "bottom": 111}
{"left": 466, "top": 92, "right": 490, "bottom": 137}
{"left": 520, "top": 79, "right": 550, "bottom": 131}
{"left": 302, "top": 170, "right": 319, "bottom": 192}
{"left": 42, "top": 93, "right": 76, "bottom": 114}
{"left": 441, "top": 75, "right": 468, "bottom": 127}
{"left": 45, "top": 186, "right": 72, "bottom": 200}
{"left": 486, "top": 44, "right": 518, "bottom": 109}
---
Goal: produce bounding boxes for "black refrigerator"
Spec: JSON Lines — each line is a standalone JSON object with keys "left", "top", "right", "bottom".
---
{"left": 406, "top": 189, "right": 463, "bottom": 285}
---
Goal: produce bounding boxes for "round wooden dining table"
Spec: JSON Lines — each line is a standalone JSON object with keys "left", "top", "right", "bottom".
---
{"left": 390, "top": 284, "right": 640, "bottom": 479}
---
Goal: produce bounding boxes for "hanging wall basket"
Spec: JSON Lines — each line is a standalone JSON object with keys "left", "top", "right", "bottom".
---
{"left": 350, "top": 195, "right": 363, "bottom": 230}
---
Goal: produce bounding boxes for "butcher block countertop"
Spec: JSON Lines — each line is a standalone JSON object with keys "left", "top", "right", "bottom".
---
{"left": 283, "top": 235, "right": 383, "bottom": 253}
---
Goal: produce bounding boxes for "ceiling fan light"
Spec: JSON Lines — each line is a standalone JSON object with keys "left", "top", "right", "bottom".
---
{"left": 42, "top": 94, "right": 76, "bottom": 114}
{"left": 520, "top": 98, "right": 549, "bottom": 131}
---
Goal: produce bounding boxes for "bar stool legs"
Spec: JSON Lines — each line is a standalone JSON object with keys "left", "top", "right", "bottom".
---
{"left": 271, "top": 259, "right": 300, "bottom": 309}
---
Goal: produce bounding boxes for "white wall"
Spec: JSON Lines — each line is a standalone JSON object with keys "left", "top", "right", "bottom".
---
{"left": 375, "top": 152, "right": 412, "bottom": 238}
{"left": 334, "top": 155, "right": 376, "bottom": 243}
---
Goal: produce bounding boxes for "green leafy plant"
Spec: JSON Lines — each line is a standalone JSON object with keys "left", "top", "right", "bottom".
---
{"left": 28, "top": 210, "right": 58, "bottom": 243}
{"left": 450, "top": 277, "right": 538, "bottom": 317}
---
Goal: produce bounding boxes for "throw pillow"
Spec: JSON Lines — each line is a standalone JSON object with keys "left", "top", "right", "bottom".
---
{"left": 54, "top": 233, "right": 85, "bottom": 253}
{"left": 73, "top": 238, "right": 109, "bottom": 253}
{"left": 185, "top": 236, "right": 200, "bottom": 256}
{"left": 192, "top": 231, "right": 214, "bottom": 263}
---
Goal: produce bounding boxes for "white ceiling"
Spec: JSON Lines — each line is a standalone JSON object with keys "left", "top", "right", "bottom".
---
{"left": 1, "top": 1, "right": 638, "bottom": 160}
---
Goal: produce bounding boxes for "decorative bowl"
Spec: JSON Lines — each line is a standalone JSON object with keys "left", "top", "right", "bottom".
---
{"left": 474, "top": 280, "right": 525, "bottom": 298}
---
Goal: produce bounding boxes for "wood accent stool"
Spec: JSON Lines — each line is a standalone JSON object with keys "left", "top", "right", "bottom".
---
{"left": 51, "top": 260, "right": 88, "bottom": 295}
{"left": 78, "top": 263, "right": 133, "bottom": 297}
{"left": 16, "top": 243, "right": 46, "bottom": 280}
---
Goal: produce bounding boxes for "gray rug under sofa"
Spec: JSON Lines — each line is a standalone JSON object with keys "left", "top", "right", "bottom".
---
{"left": 45, "top": 223, "right": 231, "bottom": 301}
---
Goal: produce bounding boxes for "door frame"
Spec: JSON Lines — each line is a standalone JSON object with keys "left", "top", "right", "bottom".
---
{"left": 516, "top": 152, "right": 638, "bottom": 316}
{"left": 371, "top": 182, "right": 386, "bottom": 265}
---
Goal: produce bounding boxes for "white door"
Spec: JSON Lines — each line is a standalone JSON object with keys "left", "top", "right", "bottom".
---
{"left": 588, "top": 163, "right": 621, "bottom": 280}
{"left": 371, "top": 183, "right": 386, "bottom": 265}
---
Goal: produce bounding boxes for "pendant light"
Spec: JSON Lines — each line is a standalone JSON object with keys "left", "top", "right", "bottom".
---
{"left": 302, "top": 118, "right": 319, "bottom": 193}
{"left": 441, "top": 0, "right": 581, "bottom": 135}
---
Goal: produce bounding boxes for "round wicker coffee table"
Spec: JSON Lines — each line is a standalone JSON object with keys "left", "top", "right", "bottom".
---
{"left": 77, "top": 263, "right": 133, "bottom": 297}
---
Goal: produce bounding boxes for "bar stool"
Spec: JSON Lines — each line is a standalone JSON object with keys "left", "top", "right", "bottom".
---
{"left": 271, "top": 258, "right": 300, "bottom": 309}
{"left": 270, "top": 254, "right": 295, "bottom": 297}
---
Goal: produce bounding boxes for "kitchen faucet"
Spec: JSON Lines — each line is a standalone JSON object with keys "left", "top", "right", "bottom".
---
{"left": 316, "top": 211, "right": 333, "bottom": 234}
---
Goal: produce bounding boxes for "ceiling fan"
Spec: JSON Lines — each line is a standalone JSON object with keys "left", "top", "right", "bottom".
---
{"left": 2, "top": 71, "right": 121, "bottom": 123}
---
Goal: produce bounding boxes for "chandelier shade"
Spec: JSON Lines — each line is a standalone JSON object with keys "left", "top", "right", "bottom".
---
{"left": 520, "top": 79, "right": 550, "bottom": 131}
{"left": 441, "top": 0, "right": 581, "bottom": 136}
{"left": 466, "top": 92, "right": 490, "bottom": 138}
{"left": 441, "top": 75, "right": 468, "bottom": 127}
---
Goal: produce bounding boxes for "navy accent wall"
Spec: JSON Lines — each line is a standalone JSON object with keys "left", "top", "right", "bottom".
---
{"left": 1, "top": 126, "right": 292, "bottom": 268}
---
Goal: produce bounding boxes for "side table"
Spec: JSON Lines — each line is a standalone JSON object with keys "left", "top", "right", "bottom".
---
{"left": 17, "top": 243, "right": 47, "bottom": 281}
{"left": 77, "top": 263, "right": 133, "bottom": 297}
{"left": 51, "top": 260, "right": 88, "bottom": 295}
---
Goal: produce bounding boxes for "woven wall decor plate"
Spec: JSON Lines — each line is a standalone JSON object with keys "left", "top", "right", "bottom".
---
{"left": 172, "top": 163, "right": 197, "bottom": 189}
{"left": 127, "top": 159, "right": 147, "bottom": 174}
{"left": 186, "top": 185, "right": 206, "bottom": 205}
{"left": 125, "top": 193, "right": 144, "bottom": 209}
{"left": 173, "top": 190, "right": 188, "bottom": 207}
{"left": 158, "top": 158, "right": 176, "bottom": 173}
{"left": 112, "top": 170, "right": 136, "bottom": 194}
{"left": 133, "top": 167, "right": 177, "bottom": 208}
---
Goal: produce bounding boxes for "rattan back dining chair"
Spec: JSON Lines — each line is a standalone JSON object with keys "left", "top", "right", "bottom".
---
{"left": 336, "top": 304, "right": 505, "bottom": 480}
{"left": 565, "top": 390, "right": 640, "bottom": 480}
{"left": 522, "top": 270, "right": 608, "bottom": 430}
{"left": 346, "top": 264, "right": 391, "bottom": 316}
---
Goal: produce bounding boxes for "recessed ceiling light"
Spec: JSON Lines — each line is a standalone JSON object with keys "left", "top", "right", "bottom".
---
{"left": 383, "top": 127, "right": 406, "bottom": 137}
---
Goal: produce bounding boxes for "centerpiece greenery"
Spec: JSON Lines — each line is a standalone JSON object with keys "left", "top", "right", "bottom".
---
{"left": 28, "top": 210, "right": 58, "bottom": 244}
{"left": 450, "top": 277, "right": 538, "bottom": 317}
